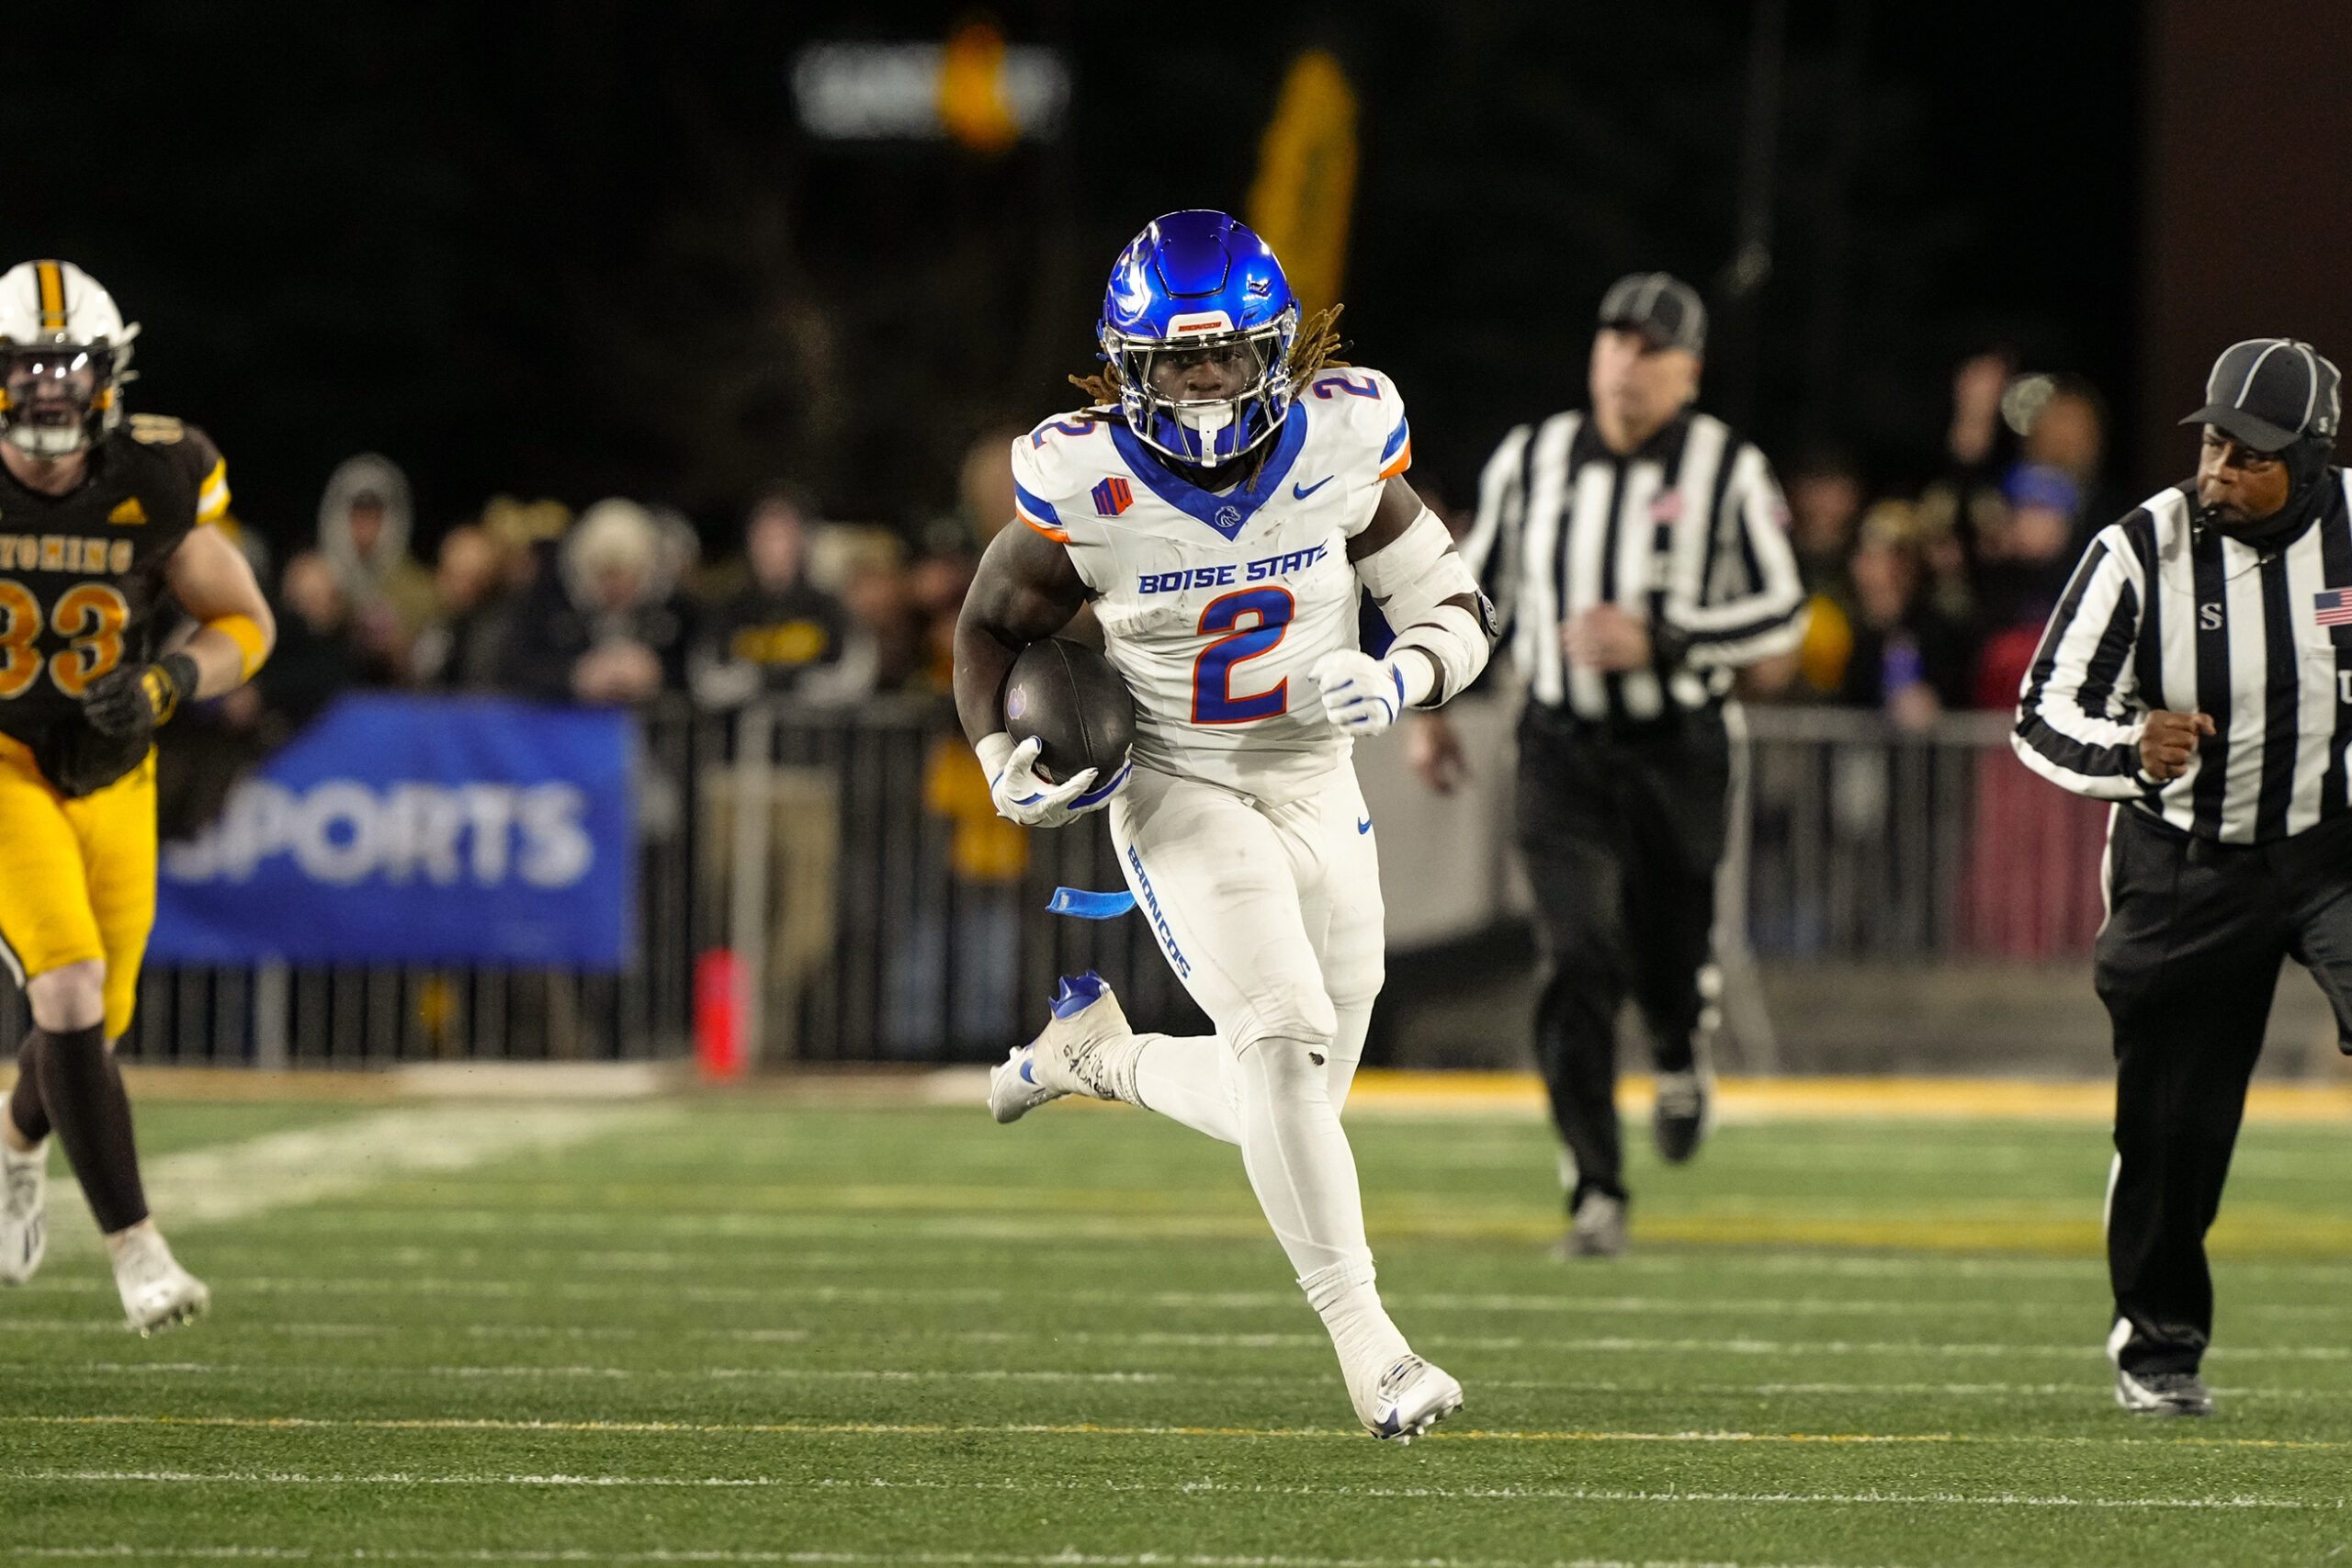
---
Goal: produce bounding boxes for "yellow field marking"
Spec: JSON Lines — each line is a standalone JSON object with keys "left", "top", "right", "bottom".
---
{"left": 10, "top": 1063, "right": 2338, "bottom": 1123}
{"left": 6, "top": 1413, "right": 2346, "bottom": 1451}
{"left": 1343, "top": 1070, "right": 2352, "bottom": 1124}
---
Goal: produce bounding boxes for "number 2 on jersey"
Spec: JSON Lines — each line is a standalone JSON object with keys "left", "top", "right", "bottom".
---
{"left": 1192, "top": 587, "right": 1294, "bottom": 725}
{"left": 0, "top": 579, "right": 131, "bottom": 699}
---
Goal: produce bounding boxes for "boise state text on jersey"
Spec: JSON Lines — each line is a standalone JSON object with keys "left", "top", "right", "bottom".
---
{"left": 1008, "top": 366, "right": 1411, "bottom": 804}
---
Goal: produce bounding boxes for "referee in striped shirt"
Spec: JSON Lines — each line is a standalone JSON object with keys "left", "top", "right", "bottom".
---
{"left": 2015, "top": 337, "right": 2349, "bottom": 1418}
{"left": 1419, "top": 273, "right": 1805, "bottom": 1258}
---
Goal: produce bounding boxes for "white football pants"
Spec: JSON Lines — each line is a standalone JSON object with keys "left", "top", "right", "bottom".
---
{"left": 1108, "top": 761, "right": 1385, "bottom": 1281}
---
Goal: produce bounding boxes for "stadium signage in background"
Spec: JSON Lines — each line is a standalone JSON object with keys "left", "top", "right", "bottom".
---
{"left": 791, "top": 22, "right": 1069, "bottom": 152}
{"left": 151, "top": 694, "right": 636, "bottom": 969}
{"left": 1246, "top": 51, "right": 1359, "bottom": 318}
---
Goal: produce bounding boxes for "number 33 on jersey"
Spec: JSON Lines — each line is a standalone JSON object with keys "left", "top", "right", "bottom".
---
{"left": 0, "top": 414, "right": 229, "bottom": 759}
{"left": 1009, "top": 366, "right": 1412, "bottom": 803}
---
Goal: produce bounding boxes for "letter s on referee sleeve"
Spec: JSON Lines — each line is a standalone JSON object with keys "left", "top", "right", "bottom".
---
{"left": 1662, "top": 444, "right": 1805, "bottom": 667}
{"left": 2010, "top": 533, "right": 2151, "bottom": 800}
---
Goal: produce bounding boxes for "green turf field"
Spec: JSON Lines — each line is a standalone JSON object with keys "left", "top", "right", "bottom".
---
{"left": 6, "top": 1092, "right": 2350, "bottom": 1567}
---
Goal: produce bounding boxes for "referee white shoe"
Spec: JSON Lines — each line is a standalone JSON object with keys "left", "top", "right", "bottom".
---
{"left": 988, "top": 972, "right": 1135, "bottom": 1123}
{"left": 1352, "top": 1353, "right": 1464, "bottom": 1443}
{"left": 0, "top": 1139, "right": 47, "bottom": 1286}
{"left": 1555, "top": 1191, "right": 1626, "bottom": 1258}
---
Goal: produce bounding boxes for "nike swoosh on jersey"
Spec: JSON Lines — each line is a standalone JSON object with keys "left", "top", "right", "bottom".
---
{"left": 1292, "top": 475, "right": 1336, "bottom": 500}
{"left": 1357, "top": 818, "right": 1373, "bottom": 834}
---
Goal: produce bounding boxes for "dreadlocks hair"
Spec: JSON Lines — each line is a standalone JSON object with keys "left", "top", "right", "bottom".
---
{"left": 1067, "top": 303, "right": 1350, "bottom": 418}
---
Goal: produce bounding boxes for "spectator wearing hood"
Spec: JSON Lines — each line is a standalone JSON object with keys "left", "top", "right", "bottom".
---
{"left": 494, "top": 498, "right": 692, "bottom": 704}
{"left": 318, "top": 454, "right": 437, "bottom": 673}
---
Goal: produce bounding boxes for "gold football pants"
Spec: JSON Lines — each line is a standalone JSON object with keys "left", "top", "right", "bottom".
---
{"left": 0, "top": 735, "right": 156, "bottom": 1041}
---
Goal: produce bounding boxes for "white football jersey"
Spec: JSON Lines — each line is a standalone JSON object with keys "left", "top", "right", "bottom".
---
{"left": 1009, "top": 367, "right": 1414, "bottom": 802}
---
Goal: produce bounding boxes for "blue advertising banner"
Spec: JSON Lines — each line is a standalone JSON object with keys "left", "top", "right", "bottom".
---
{"left": 152, "top": 694, "right": 636, "bottom": 968}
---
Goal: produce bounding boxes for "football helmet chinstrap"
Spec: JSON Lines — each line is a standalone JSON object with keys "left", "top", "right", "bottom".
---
{"left": 0, "top": 260, "right": 141, "bottom": 460}
{"left": 1097, "top": 210, "right": 1299, "bottom": 468}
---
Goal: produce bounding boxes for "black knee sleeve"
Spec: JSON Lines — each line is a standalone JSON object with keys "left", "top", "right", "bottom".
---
{"left": 33, "top": 1023, "right": 148, "bottom": 1234}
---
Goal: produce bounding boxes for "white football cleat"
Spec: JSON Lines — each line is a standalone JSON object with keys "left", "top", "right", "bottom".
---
{"left": 0, "top": 1140, "right": 47, "bottom": 1286}
{"left": 988, "top": 971, "right": 1135, "bottom": 1124}
{"left": 112, "top": 1225, "right": 209, "bottom": 1335}
{"left": 1354, "top": 1353, "right": 1464, "bottom": 1443}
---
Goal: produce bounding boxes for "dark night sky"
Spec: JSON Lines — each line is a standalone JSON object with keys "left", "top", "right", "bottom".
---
{"left": 19, "top": 0, "right": 2136, "bottom": 561}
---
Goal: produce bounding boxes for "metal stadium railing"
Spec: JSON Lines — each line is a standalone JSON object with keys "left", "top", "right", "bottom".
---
{"left": 0, "top": 698, "right": 2093, "bottom": 1068}
{"left": 1738, "top": 705, "right": 2109, "bottom": 964}
{"left": 69, "top": 697, "right": 1204, "bottom": 1069}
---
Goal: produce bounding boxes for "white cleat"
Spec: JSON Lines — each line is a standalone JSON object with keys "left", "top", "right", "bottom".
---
{"left": 0, "top": 1140, "right": 47, "bottom": 1286}
{"left": 112, "top": 1225, "right": 209, "bottom": 1336}
{"left": 988, "top": 971, "right": 1134, "bottom": 1124}
{"left": 1355, "top": 1353, "right": 1464, "bottom": 1443}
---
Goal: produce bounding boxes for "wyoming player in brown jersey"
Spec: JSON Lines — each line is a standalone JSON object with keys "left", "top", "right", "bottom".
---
{"left": 0, "top": 261, "right": 273, "bottom": 1332}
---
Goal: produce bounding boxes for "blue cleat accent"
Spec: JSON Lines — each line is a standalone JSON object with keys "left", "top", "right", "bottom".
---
{"left": 1050, "top": 971, "right": 1109, "bottom": 1021}
{"left": 1355, "top": 1354, "right": 1464, "bottom": 1443}
{"left": 989, "top": 971, "right": 1135, "bottom": 1125}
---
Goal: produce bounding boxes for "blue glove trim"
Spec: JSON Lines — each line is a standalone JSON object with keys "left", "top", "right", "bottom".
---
{"left": 1046, "top": 888, "right": 1138, "bottom": 919}
{"left": 991, "top": 765, "right": 1047, "bottom": 807}
{"left": 1069, "top": 759, "right": 1132, "bottom": 810}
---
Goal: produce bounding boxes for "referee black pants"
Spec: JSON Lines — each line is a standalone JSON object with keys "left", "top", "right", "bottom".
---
{"left": 1515, "top": 705, "right": 1730, "bottom": 1212}
{"left": 2097, "top": 805, "right": 2352, "bottom": 1375}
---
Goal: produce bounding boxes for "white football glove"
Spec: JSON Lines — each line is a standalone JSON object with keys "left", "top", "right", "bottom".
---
{"left": 977, "top": 732, "right": 1131, "bottom": 828}
{"left": 1310, "top": 650, "right": 1408, "bottom": 737}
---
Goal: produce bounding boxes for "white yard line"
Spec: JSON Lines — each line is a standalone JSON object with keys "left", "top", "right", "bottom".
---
{"left": 0, "top": 1471, "right": 2337, "bottom": 1509}
{"left": 2, "top": 1550, "right": 1909, "bottom": 1568}
{"left": 9, "top": 1413, "right": 2352, "bottom": 1453}
{"left": 25, "top": 1362, "right": 1170, "bottom": 1384}
{"left": 42, "top": 1105, "right": 679, "bottom": 1257}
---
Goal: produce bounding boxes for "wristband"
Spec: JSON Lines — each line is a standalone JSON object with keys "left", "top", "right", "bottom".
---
{"left": 204, "top": 613, "right": 270, "bottom": 680}
{"left": 976, "top": 731, "right": 1017, "bottom": 783}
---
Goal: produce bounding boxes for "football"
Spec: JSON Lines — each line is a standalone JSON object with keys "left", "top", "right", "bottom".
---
{"left": 1004, "top": 636, "right": 1137, "bottom": 786}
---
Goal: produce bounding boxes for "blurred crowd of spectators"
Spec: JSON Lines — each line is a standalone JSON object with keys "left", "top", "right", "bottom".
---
{"left": 197, "top": 350, "right": 2113, "bottom": 751}
{"left": 1748, "top": 351, "right": 2113, "bottom": 726}
{"left": 158, "top": 428, "right": 1032, "bottom": 845}
{"left": 196, "top": 425, "right": 1044, "bottom": 761}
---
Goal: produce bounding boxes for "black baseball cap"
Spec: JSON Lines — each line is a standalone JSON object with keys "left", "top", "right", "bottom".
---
{"left": 2180, "top": 338, "right": 2342, "bottom": 452}
{"left": 1599, "top": 272, "right": 1706, "bottom": 356}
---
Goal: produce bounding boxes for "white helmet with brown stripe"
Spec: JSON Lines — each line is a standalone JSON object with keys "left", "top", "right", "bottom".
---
{"left": 0, "top": 259, "right": 140, "bottom": 459}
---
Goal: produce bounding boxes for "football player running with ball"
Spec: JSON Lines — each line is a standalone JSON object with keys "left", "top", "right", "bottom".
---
{"left": 954, "top": 212, "right": 1493, "bottom": 1441}
{"left": 0, "top": 262, "right": 274, "bottom": 1331}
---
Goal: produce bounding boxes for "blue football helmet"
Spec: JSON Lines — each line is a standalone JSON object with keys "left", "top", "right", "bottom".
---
{"left": 1098, "top": 211, "right": 1301, "bottom": 468}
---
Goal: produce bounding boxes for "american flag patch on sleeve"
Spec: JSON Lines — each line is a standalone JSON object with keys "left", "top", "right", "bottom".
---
{"left": 2316, "top": 589, "right": 2352, "bottom": 627}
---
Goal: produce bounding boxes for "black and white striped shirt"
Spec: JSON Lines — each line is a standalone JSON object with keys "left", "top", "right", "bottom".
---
{"left": 1460, "top": 409, "right": 1805, "bottom": 722}
{"left": 2014, "top": 472, "right": 2352, "bottom": 843}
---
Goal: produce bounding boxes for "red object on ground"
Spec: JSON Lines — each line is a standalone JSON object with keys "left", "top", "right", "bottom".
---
{"left": 695, "top": 949, "right": 742, "bottom": 1080}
